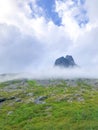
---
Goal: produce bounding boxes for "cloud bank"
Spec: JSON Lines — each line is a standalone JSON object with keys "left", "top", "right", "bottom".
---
{"left": 0, "top": 0, "right": 98, "bottom": 78}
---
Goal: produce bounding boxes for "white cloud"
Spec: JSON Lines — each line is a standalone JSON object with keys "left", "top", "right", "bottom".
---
{"left": 0, "top": 0, "right": 98, "bottom": 78}
{"left": 0, "top": 24, "right": 45, "bottom": 73}
{"left": 85, "top": 0, "right": 98, "bottom": 25}
{"left": 55, "top": 0, "right": 85, "bottom": 41}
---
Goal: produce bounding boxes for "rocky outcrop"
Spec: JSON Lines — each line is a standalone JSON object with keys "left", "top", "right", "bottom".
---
{"left": 54, "top": 55, "right": 77, "bottom": 68}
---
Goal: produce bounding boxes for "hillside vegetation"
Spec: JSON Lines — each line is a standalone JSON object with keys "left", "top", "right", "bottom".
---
{"left": 0, "top": 79, "right": 98, "bottom": 130}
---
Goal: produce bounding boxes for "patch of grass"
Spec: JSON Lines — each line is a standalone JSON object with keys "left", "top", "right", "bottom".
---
{"left": 0, "top": 79, "right": 98, "bottom": 130}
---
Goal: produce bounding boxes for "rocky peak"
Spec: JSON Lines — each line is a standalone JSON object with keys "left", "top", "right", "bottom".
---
{"left": 54, "top": 55, "right": 77, "bottom": 68}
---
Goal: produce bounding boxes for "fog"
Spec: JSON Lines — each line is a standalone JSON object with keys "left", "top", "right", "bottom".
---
{"left": 0, "top": 66, "right": 98, "bottom": 82}
{"left": 27, "top": 67, "right": 98, "bottom": 79}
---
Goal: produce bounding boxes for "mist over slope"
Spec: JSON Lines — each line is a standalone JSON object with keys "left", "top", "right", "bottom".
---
{"left": 0, "top": 66, "right": 98, "bottom": 82}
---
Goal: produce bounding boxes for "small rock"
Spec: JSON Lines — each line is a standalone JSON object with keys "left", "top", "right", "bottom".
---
{"left": 34, "top": 96, "right": 48, "bottom": 104}
{"left": 7, "top": 111, "right": 13, "bottom": 115}
{"left": 77, "top": 97, "right": 84, "bottom": 102}
{"left": 0, "top": 97, "right": 6, "bottom": 103}
{"left": 27, "top": 93, "right": 33, "bottom": 97}
{"left": 38, "top": 96, "right": 48, "bottom": 101}
{"left": 15, "top": 98, "right": 21, "bottom": 102}
{"left": 8, "top": 96, "right": 16, "bottom": 100}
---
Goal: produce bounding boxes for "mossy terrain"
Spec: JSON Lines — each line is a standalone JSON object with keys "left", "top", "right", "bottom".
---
{"left": 0, "top": 79, "right": 98, "bottom": 130}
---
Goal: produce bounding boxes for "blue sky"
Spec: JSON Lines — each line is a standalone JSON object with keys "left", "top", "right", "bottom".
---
{"left": 0, "top": 0, "right": 98, "bottom": 77}
{"left": 29, "top": 0, "right": 62, "bottom": 26}
{"left": 30, "top": 0, "right": 89, "bottom": 27}
{"left": 36, "top": 0, "right": 62, "bottom": 26}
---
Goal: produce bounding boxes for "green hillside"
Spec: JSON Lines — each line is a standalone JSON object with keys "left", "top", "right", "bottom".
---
{"left": 0, "top": 79, "right": 98, "bottom": 130}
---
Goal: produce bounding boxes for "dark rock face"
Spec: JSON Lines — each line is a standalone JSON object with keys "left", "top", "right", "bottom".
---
{"left": 54, "top": 55, "right": 77, "bottom": 68}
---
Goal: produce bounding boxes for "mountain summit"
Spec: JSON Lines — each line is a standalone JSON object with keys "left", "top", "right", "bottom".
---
{"left": 54, "top": 55, "right": 77, "bottom": 68}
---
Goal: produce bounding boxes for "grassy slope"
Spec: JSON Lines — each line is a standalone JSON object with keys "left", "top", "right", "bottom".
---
{"left": 0, "top": 80, "right": 98, "bottom": 130}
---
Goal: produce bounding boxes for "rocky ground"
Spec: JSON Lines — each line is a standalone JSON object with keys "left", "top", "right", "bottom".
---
{"left": 0, "top": 78, "right": 98, "bottom": 130}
